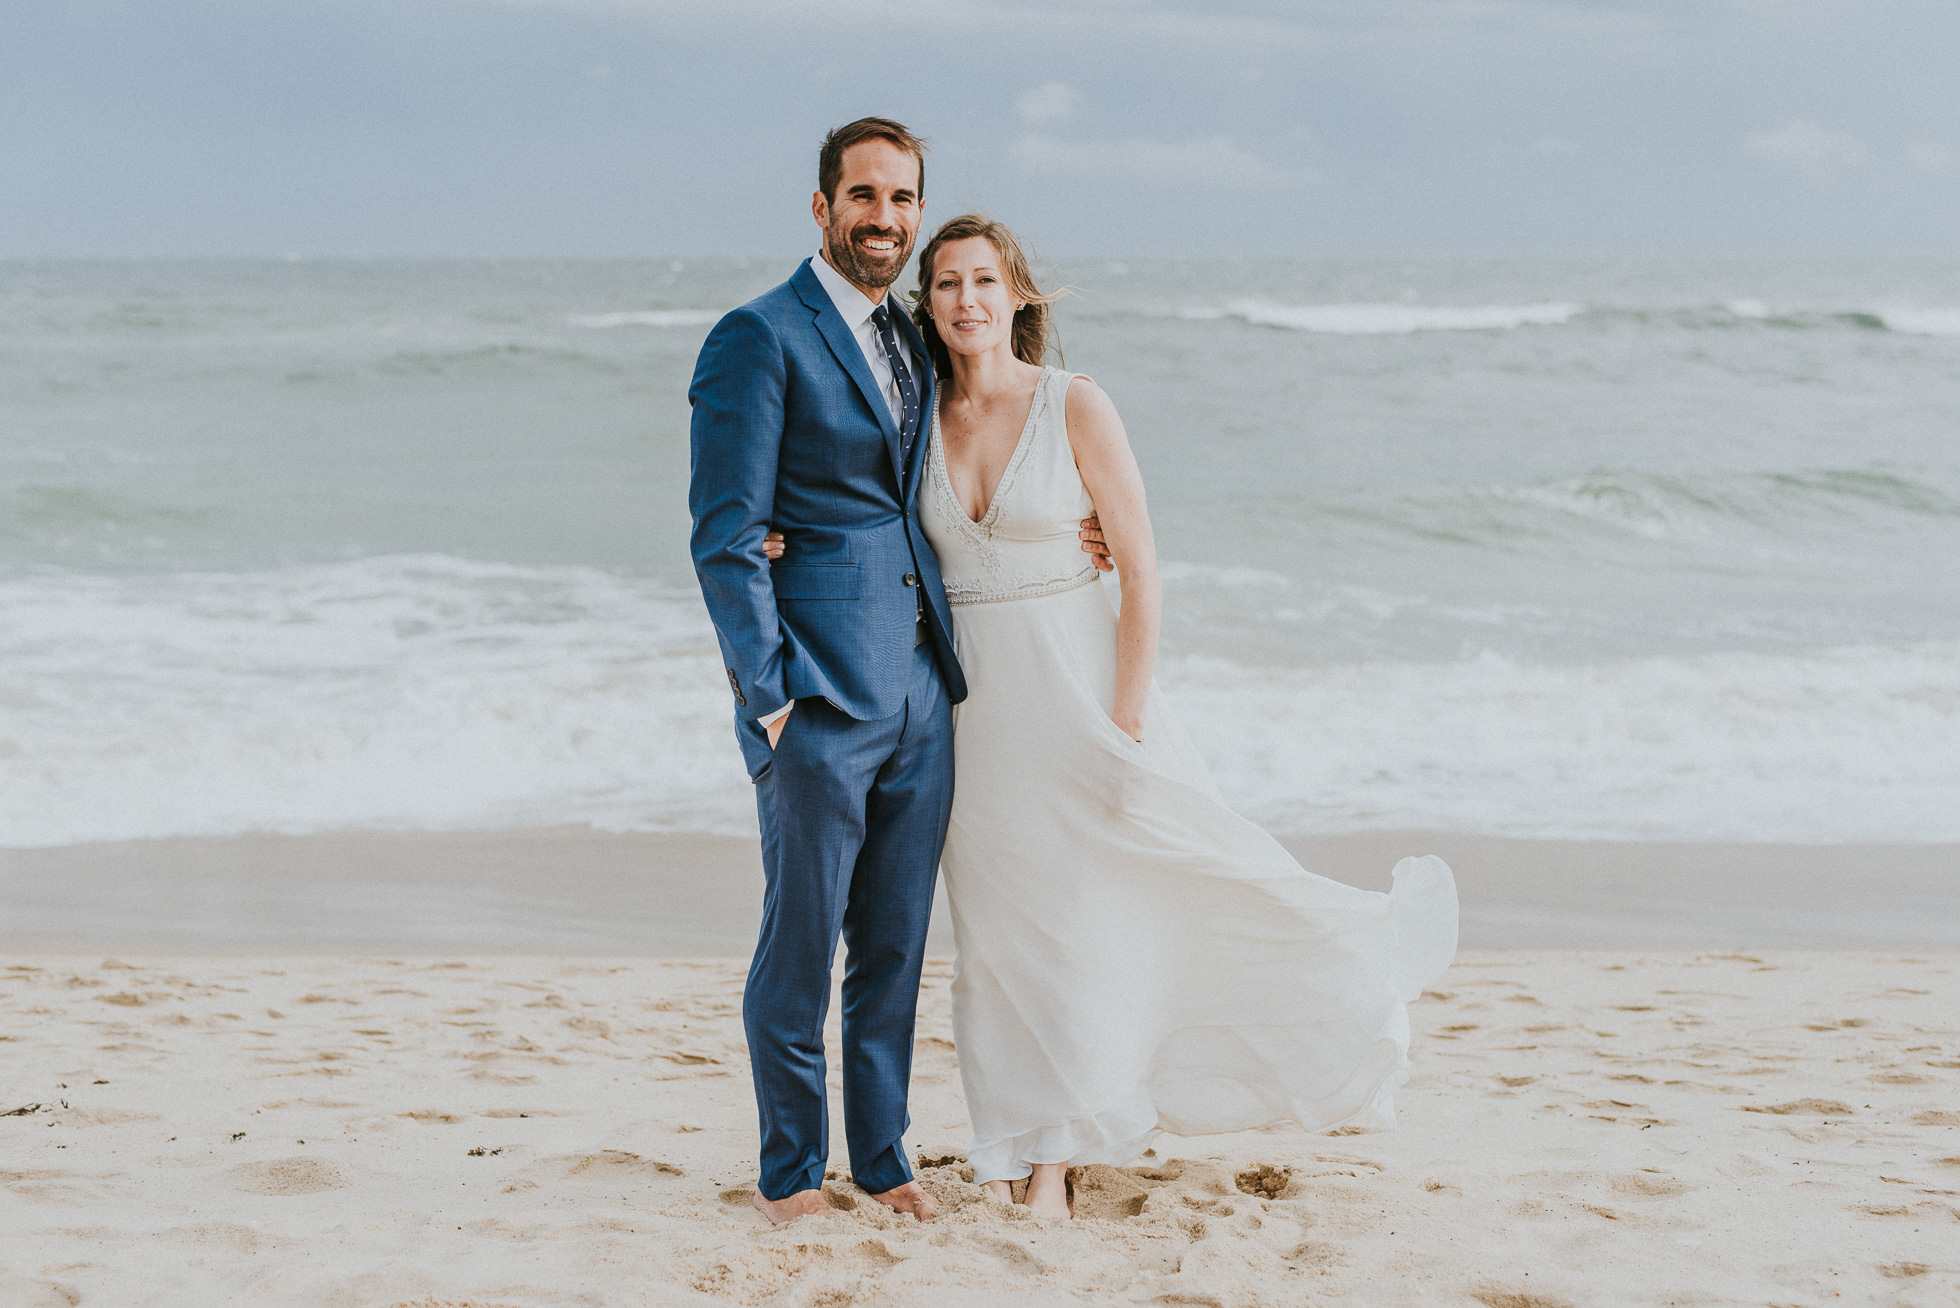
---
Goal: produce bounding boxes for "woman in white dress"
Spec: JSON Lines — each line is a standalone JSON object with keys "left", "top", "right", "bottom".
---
{"left": 771, "top": 215, "right": 1457, "bottom": 1221}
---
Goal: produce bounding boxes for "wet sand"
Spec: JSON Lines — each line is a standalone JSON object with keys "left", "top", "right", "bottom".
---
{"left": 4, "top": 827, "right": 1957, "bottom": 953}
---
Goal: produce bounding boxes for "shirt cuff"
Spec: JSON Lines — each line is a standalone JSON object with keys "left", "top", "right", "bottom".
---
{"left": 757, "top": 702, "right": 793, "bottom": 728}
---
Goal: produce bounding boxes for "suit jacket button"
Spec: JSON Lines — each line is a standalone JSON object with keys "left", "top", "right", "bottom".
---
{"left": 903, "top": 572, "right": 918, "bottom": 586}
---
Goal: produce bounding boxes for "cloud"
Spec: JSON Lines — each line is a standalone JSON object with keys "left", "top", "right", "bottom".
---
{"left": 1905, "top": 140, "right": 1956, "bottom": 175}
{"left": 1011, "top": 133, "right": 1291, "bottom": 186}
{"left": 1745, "top": 119, "right": 1869, "bottom": 185}
{"left": 517, "top": 0, "right": 1657, "bottom": 47}
{"left": 1016, "top": 82, "right": 1078, "bottom": 126}
{"left": 12, "top": 0, "right": 1960, "bottom": 256}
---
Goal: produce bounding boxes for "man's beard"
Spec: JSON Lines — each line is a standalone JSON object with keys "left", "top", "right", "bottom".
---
{"left": 825, "top": 217, "right": 914, "bottom": 290}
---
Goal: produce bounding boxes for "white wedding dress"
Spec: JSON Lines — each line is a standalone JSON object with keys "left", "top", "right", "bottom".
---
{"left": 919, "top": 366, "right": 1459, "bottom": 1185}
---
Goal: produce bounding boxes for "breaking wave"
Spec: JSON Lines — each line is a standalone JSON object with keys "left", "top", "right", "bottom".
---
{"left": 1179, "top": 301, "right": 1584, "bottom": 334}
{"left": 3, "top": 554, "right": 1955, "bottom": 848}
{"left": 567, "top": 309, "right": 721, "bottom": 328}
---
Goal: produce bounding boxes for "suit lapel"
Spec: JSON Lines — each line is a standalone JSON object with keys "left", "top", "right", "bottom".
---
{"left": 791, "top": 261, "right": 905, "bottom": 481}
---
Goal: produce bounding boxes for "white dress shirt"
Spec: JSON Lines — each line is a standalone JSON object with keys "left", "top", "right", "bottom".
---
{"left": 761, "top": 253, "right": 921, "bottom": 731}
{"left": 809, "top": 248, "right": 914, "bottom": 427}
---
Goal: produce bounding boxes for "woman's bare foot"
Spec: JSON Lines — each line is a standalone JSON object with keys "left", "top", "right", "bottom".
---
{"left": 752, "top": 1187, "right": 838, "bottom": 1225}
{"left": 982, "top": 1179, "right": 1014, "bottom": 1203}
{"left": 868, "top": 1179, "right": 938, "bottom": 1220}
{"left": 1024, "top": 1163, "right": 1071, "bottom": 1219}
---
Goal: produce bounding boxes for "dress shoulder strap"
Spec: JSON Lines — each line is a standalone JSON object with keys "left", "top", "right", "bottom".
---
{"left": 1046, "top": 368, "right": 1094, "bottom": 432}
{"left": 1034, "top": 367, "right": 1071, "bottom": 442}
{"left": 1044, "top": 367, "right": 1082, "bottom": 415}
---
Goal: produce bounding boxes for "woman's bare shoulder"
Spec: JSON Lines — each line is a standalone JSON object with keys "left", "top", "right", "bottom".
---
{"left": 1061, "top": 373, "right": 1131, "bottom": 469}
{"left": 1063, "top": 373, "right": 1119, "bottom": 425}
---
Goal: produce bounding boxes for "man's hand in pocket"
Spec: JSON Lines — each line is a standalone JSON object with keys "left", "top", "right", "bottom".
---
{"left": 765, "top": 703, "right": 794, "bottom": 750}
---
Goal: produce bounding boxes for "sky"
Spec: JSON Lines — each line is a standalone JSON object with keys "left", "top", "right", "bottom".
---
{"left": 2, "top": 0, "right": 1957, "bottom": 258}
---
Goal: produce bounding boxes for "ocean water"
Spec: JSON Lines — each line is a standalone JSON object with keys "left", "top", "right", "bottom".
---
{"left": 3, "top": 258, "right": 1957, "bottom": 848}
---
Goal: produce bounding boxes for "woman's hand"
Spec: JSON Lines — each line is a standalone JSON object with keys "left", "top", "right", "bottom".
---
{"left": 1112, "top": 710, "right": 1146, "bottom": 743}
{"left": 763, "top": 530, "right": 786, "bottom": 561}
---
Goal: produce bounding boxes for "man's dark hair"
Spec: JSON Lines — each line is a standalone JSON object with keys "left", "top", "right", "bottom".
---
{"left": 818, "top": 118, "right": 928, "bottom": 203}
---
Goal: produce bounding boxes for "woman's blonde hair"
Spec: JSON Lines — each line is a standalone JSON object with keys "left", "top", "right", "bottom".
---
{"left": 910, "top": 214, "right": 1061, "bottom": 378}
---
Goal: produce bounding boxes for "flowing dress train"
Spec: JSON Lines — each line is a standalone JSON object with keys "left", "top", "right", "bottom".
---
{"left": 919, "top": 366, "right": 1458, "bottom": 1185}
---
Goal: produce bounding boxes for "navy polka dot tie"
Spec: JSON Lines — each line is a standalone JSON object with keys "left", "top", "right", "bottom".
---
{"left": 871, "top": 303, "right": 920, "bottom": 468}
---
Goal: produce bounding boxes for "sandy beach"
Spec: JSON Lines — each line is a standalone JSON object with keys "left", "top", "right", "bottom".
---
{"left": 3, "top": 940, "right": 1957, "bottom": 1305}
{"left": 5, "top": 829, "right": 1959, "bottom": 954}
{"left": 6, "top": 832, "right": 1960, "bottom": 1304}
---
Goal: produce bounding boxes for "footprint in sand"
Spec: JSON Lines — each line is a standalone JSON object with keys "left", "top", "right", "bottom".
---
{"left": 686, "top": 1229, "right": 900, "bottom": 1300}
{"left": 1232, "top": 1164, "right": 1295, "bottom": 1200}
{"left": 1610, "top": 1171, "right": 1686, "bottom": 1197}
{"left": 1068, "top": 1164, "right": 1154, "bottom": 1217}
{"left": 1740, "top": 1098, "right": 1854, "bottom": 1116}
{"left": 160, "top": 1221, "right": 281, "bottom": 1254}
{"left": 225, "top": 1157, "right": 347, "bottom": 1196}
{"left": 0, "top": 1276, "right": 80, "bottom": 1308}
{"left": 557, "top": 1149, "right": 685, "bottom": 1181}
{"left": 1473, "top": 1290, "right": 1573, "bottom": 1308}
{"left": 62, "top": 1107, "right": 160, "bottom": 1127}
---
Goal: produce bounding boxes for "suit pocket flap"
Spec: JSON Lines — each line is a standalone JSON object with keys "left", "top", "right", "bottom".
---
{"left": 772, "top": 563, "right": 860, "bottom": 600}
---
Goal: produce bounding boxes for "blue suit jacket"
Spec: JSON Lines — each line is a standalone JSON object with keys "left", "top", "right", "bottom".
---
{"left": 689, "top": 258, "right": 966, "bottom": 776}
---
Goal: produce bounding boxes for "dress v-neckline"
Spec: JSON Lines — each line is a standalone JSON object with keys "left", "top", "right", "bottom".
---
{"left": 934, "top": 366, "right": 1051, "bottom": 529}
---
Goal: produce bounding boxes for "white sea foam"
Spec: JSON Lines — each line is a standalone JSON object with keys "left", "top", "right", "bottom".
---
{"left": 2, "top": 556, "right": 1955, "bottom": 848}
{"left": 0, "top": 557, "right": 755, "bottom": 847}
{"left": 1878, "top": 307, "right": 1960, "bottom": 337}
{"left": 566, "top": 309, "right": 721, "bottom": 328}
{"left": 1182, "top": 300, "right": 1583, "bottom": 334}
{"left": 1158, "top": 561, "right": 1293, "bottom": 590}
{"left": 1166, "top": 644, "right": 1960, "bottom": 843}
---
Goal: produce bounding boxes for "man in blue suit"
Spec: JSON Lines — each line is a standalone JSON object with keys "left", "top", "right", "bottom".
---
{"left": 688, "top": 118, "right": 963, "bottom": 1225}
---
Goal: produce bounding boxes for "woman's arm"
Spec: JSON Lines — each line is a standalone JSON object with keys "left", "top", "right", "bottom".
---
{"left": 1065, "top": 377, "right": 1160, "bottom": 742}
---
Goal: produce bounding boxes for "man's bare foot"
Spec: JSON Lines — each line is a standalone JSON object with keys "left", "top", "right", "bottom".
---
{"left": 752, "top": 1187, "right": 838, "bottom": 1225}
{"left": 868, "top": 1179, "right": 938, "bottom": 1220}
{"left": 982, "top": 1179, "right": 1013, "bottom": 1203}
{"left": 1024, "top": 1163, "right": 1071, "bottom": 1220}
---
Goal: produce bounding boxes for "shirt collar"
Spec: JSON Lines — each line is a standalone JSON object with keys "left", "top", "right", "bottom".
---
{"left": 811, "top": 248, "right": 895, "bottom": 331}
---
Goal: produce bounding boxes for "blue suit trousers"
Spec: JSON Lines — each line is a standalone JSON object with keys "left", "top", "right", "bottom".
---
{"left": 745, "top": 640, "right": 954, "bottom": 1200}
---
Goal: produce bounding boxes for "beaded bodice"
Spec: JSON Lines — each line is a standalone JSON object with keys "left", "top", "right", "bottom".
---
{"left": 919, "top": 367, "right": 1101, "bottom": 607}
